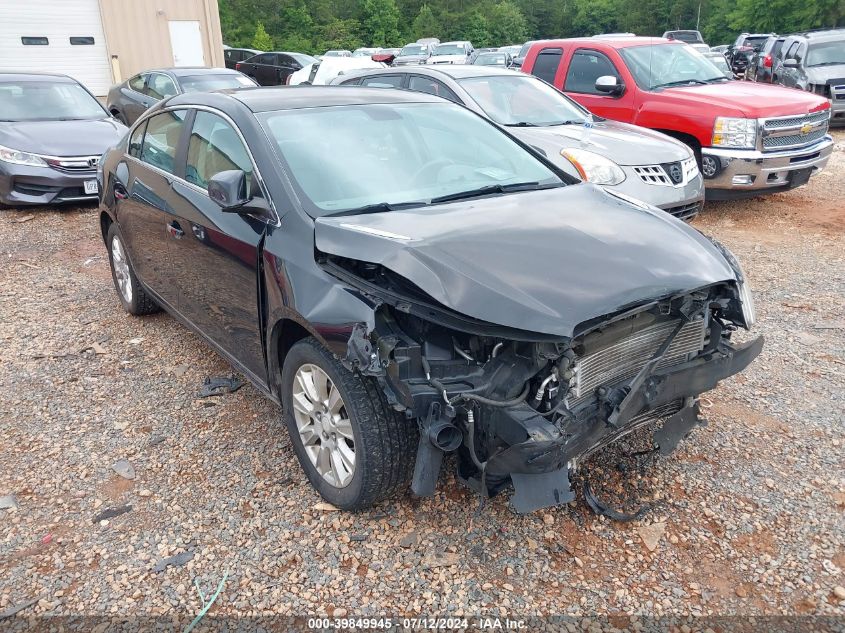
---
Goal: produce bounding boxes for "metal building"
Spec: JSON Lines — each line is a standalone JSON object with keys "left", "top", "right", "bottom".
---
{"left": 0, "top": 0, "right": 225, "bottom": 96}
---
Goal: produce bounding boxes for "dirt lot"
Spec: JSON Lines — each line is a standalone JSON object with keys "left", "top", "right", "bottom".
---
{"left": 1, "top": 131, "right": 844, "bottom": 626}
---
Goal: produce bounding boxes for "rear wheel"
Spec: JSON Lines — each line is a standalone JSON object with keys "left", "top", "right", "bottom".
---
{"left": 106, "top": 223, "right": 159, "bottom": 316}
{"left": 281, "top": 337, "right": 416, "bottom": 510}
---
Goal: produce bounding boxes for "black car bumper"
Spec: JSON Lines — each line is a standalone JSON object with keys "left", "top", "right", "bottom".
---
{"left": 0, "top": 163, "right": 99, "bottom": 206}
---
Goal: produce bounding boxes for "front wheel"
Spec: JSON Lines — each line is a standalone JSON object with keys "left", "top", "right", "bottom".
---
{"left": 281, "top": 337, "right": 417, "bottom": 510}
{"left": 106, "top": 223, "right": 160, "bottom": 316}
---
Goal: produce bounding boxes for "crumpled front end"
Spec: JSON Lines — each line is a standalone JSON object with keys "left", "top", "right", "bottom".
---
{"left": 326, "top": 255, "right": 763, "bottom": 514}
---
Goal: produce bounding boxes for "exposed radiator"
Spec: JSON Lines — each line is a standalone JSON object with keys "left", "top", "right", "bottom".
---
{"left": 567, "top": 318, "right": 707, "bottom": 409}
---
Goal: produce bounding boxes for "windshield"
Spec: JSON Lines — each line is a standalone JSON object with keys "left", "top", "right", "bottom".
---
{"left": 669, "top": 32, "right": 702, "bottom": 44}
{"left": 459, "top": 75, "right": 587, "bottom": 126}
{"left": 517, "top": 42, "right": 535, "bottom": 58}
{"left": 180, "top": 74, "right": 256, "bottom": 92}
{"left": 0, "top": 80, "right": 105, "bottom": 121}
{"left": 433, "top": 44, "right": 467, "bottom": 56}
{"left": 807, "top": 41, "right": 845, "bottom": 66}
{"left": 400, "top": 45, "right": 426, "bottom": 56}
{"left": 620, "top": 44, "right": 728, "bottom": 89}
{"left": 475, "top": 53, "right": 508, "bottom": 65}
{"left": 352, "top": 48, "right": 378, "bottom": 57}
{"left": 259, "top": 102, "right": 562, "bottom": 217}
{"left": 743, "top": 36, "right": 769, "bottom": 51}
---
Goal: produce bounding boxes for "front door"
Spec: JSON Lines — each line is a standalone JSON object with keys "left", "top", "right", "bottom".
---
{"left": 117, "top": 110, "right": 188, "bottom": 309}
{"left": 561, "top": 48, "right": 635, "bottom": 123}
{"left": 169, "top": 20, "right": 205, "bottom": 66}
{"left": 168, "top": 109, "right": 267, "bottom": 381}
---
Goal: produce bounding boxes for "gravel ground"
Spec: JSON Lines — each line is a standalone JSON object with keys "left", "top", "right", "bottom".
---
{"left": 1, "top": 131, "right": 844, "bottom": 626}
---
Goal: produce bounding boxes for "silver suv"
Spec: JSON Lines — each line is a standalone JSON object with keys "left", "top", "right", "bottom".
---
{"left": 775, "top": 28, "right": 845, "bottom": 126}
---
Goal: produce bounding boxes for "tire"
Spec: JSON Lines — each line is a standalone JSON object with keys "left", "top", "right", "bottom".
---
{"left": 105, "top": 223, "right": 159, "bottom": 316}
{"left": 281, "top": 337, "right": 417, "bottom": 510}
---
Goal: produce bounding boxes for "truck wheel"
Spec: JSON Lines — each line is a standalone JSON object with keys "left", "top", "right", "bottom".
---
{"left": 106, "top": 223, "right": 160, "bottom": 316}
{"left": 281, "top": 337, "right": 417, "bottom": 510}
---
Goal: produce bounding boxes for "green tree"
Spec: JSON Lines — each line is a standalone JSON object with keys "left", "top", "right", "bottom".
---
{"left": 320, "top": 17, "right": 363, "bottom": 51}
{"left": 488, "top": 1, "right": 529, "bottom": 45}
{"left": 361, "top": 0, "right": 402, "bottom": 46}
{"left": 411, "top": 4, "right": 441, "bottom": 40}
{"left": 461, "top": 10, "right": 492, "bottom": 47}
{"left": 252, "top": 21, "right": 273, "bottom": 50}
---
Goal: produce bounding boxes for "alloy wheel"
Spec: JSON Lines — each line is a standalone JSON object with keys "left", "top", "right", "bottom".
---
{"left": 291, "top": 363, "right": 356, "bottom": 488}
{"left": 111, "top": 235, "right": 133, "bottom": 303}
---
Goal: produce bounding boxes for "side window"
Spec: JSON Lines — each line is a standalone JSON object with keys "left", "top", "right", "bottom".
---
{"left": 128, "top": 74, "right": 146, "bottom": 92}
{"left": 530, "top": 48, "right": 563, "bottom": 85}
{"left": 140, "top": 110, "right": 186, "bottom": 175}
{"left": 185, "top": 111, "right": 254, "bottom": 193}
{"left": 145, "top": 74, "right": 178, "bottom": 100}
{"left": 794, "top": 43, "right": 807, "bottom": 63}
{"left": 278, "top": 54, "right": 295, "bottom": 67}
{"left": 224, "top": 49, "right": 234, "bottom": 62}
{"left": 361, "top": 75, "right": 403, "bottom": 88}
{"left": 128, "top": 121, "right": 147, "bottom": 157}
{"left": 257, "top": 53, "right": 276, "bottom": 65}
{"left": 784, "top": 41, "right": 799, "bottom": 60}
{"left": 408, "top": 76, "right": 460, "bottom": 103}
{"left": 340, "top": 77, "right": 362, "bottom": 86}
{"left": 564, "top": 50, "right": 620, "bottom": 94}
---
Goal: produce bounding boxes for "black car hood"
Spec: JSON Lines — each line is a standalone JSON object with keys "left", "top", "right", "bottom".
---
{"left": 314, "top": 185, "right": 738, "bottom": 337}
{"left": 0, "top": 118, "right": 126, "bottom": 156}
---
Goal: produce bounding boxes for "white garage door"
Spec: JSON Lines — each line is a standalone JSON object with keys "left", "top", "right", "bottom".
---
{"left": 0, "top": 0, "right": 112, "bottom": 96}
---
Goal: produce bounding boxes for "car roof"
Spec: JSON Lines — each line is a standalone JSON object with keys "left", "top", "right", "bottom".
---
{"left": 534, "top": 36, "right": 675, "bottom": 48}
{"left": 211, "top": 86, "right": 447, "bottom": 113}
{"left": 349, "top": 65, "right": 519, "bottom": 80}
{"left": 0, "top": 71, "right": 77, "bottom": 83}
{"left": 792, "top": 28, "right": 845, "bottom": 41}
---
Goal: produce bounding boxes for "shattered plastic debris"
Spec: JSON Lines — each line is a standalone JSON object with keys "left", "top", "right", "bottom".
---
{"left": 197, "top": 375, "right": 245, "bottom": 398}
{"left": 153, "top": 550, "right": 194, "bottom": 573}
{"left": 92, "top": 504, "right": 132, "bottom": 524}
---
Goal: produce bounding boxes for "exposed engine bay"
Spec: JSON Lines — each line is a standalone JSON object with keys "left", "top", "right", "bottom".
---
{"left": 322, "top": 254, "right": 763, "bottom": 513}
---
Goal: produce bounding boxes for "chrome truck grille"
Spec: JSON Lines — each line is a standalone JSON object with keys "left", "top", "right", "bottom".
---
{"left": 761, "top": 110, "right": 830, "bottom": 151}
{"left": 566, "top": 318, "right": 707, "bottom": 409}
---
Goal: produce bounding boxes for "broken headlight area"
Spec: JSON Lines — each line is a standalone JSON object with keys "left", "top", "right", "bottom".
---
{"left": 326, "top": 256, "right": 763, "bottom": 514}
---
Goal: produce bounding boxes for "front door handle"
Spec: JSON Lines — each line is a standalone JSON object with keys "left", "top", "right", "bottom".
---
{"left": 167, "top": 221, "right": 184, "bottom": 239}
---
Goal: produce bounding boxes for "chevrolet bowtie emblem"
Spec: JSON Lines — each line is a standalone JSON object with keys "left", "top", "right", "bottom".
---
{"left": 800, "top": 123, "right": 814, "bottom": 134}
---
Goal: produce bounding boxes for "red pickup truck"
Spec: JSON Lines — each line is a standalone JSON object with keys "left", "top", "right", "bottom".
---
{"left": 522, "top": 37, "right": 833, "bottom": 199}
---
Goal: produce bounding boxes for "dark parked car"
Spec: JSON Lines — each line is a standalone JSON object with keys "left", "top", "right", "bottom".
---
{"left": 0, "top": 72, "right": 126, "bottom": 207}
{"left": 393, "top": 43, "right": 435, "bottom": 66}
{"left": 107, "top": 68, "right": 257, "bottom": 125}
{"left": 224, "top": 47, "right": 262, "bottom": 70}
{"left": 235, "top": 51, "right": 317, "bottom": 86}
{"left": 726, "top": 33, "right": 774, "bottom": 76}
{"left": 99, "top": 86, "right": 761, "bottom": 513}
{"left": 510, "top": 40, "right": 542, "bottom": 68}
{"left": 747, "top": 36, "right": 785, "bottom": 82}
{"left": 775, "top": 28, "right": 845, "bottom": 125}
{"left": 662, "top": 30, "right": 705, "bottom": 44}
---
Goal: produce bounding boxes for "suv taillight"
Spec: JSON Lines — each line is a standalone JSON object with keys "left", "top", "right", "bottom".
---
{"left": 235, "top": 62, "right": 242, "bottom": 71}
{"left": 763, "top": 54, "right": 772, "bottom": 68}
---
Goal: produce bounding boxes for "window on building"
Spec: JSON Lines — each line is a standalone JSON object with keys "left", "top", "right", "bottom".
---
{"left": 70, "top": 37, "right": 95, "bottom": 45}
{"left": 21, "top": 37, "right": 49, "bottom": 45}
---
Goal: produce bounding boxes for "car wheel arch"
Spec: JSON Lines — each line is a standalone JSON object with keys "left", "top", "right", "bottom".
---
{"left": 99, "top": 211, "right": 114, "bottom": 244}
{"left": 268, "top": 317, "right": 330, "bottom": 397}
{"left": 654, "top": 129, "right": 703, "bottom": 166}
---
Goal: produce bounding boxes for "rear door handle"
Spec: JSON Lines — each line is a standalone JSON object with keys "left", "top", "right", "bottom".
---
{"left": 167, "top": 221, "right": 184, "bottom": 239}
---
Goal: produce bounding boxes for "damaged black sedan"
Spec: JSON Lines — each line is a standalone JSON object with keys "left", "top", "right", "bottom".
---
{"left": 99, "top": 87, "right": 762, "bottom": 513}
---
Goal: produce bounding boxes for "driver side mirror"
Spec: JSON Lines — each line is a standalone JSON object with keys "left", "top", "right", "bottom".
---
{"left": 208, "top": 170, "right": 250, "bottom": 210}
{"left": 782, "top": 58, "right": 799, "bottom": 68}
{"left": 595, "top": 75, "right": 624, "bottom": 96}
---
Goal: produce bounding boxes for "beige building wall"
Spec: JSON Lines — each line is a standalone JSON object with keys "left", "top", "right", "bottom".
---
{"left": 98, "top": 0, "right": 224, "bottom": 82}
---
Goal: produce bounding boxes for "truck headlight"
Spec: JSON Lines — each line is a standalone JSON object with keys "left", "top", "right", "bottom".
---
{"left": 561, "top": 148, "right": 626, "bottom": 186}
{"left": 712, "top": 117, "right": 757, "bottom": 149}
{"left": 0, "top": 144, "right": 48, "bottom": 167}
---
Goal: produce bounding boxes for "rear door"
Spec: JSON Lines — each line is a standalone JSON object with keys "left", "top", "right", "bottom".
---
{"left": 121, "top": 73, "right": 152, "bottom": 124}
{"left": 255, "top": 54, "right": 279, "bottom": 85}
{"left": 561, "top": 47, "right": 634, "bottom": 122}
{"left": 527, "top": 46, "right": 565, "bottom": 88}
{"left": 277, "top": 54, "right": 301, "bottom": 84}
{"left": 168, "top": 109, "right": 267, "bottom": 380}
{"left": 117, "top": 109, "right": 188, "bottom": 309}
